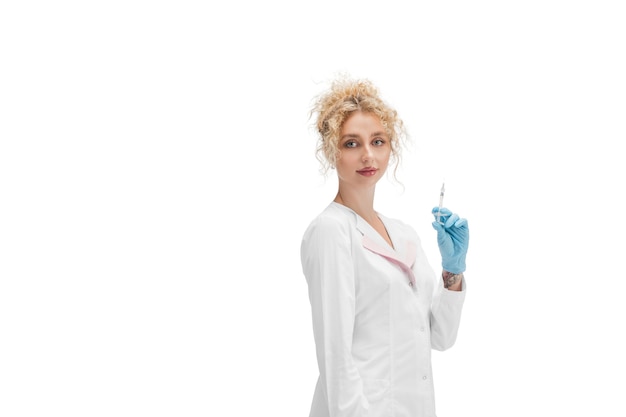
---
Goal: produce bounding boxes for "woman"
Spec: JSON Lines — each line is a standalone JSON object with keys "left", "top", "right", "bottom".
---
{"left": 301, "top": 76, "right": 469, "bottom": 417}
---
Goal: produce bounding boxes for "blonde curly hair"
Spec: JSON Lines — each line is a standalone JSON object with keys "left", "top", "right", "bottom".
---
{"left": 310, "top": 75, "right": 407, "bottom": 176}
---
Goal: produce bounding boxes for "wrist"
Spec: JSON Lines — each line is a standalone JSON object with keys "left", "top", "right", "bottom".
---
{"left": 442, "top": 271, "right": 463, "bottom": 290}
{"left": 442, "top": 257, "right": 466, "bottom": 274}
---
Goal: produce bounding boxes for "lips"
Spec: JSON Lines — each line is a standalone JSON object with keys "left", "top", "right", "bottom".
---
{"left": 357, "top": 167, "right": 378, "bottom": 176}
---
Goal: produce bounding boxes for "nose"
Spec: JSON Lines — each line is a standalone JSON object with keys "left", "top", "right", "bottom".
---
{"left": 361, "top": 144, "right": 373, "bottom": 163}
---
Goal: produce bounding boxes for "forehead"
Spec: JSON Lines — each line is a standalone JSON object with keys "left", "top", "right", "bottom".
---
{"left": 341, "top": 111, "right": 385, "bottom": 136}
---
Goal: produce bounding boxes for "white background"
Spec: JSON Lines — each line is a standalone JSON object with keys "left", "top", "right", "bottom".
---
{"left": 1, "top": 1, "right": 625, "bottom": 416}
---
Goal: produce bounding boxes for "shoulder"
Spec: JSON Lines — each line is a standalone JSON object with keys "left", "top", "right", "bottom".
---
{"left": 302, "top": 203, "right": 354, "bottom": 242}
{"left": 379, "top": 212, "right": 416, "bottom": 233}
{"left": 379, "top": 213, "right": 421, "bottom": 242}
{"left": 300, "top": 204, "right": 356, "bottom": 277}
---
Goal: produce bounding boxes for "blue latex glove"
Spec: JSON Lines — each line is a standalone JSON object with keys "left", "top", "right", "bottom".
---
{"left": 431, "top": 207, "right": 469, "bottom": 274}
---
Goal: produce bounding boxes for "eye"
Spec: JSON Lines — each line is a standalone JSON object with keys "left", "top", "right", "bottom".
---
{"left": 373, "top": 138, "right": 386, "bottom": 146}
{"left": 344, "top": 141, "right": 358, "bottom": 148}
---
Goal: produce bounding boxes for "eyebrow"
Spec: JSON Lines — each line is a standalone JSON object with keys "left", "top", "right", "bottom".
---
{"left": 341, "top": 131, "right": 388, "bottom": 140}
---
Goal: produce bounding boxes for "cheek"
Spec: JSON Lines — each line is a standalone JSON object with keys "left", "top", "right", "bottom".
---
{"left": 378, "top": 148, "right": 392, "bottom": 163}
{"left": 334, "top": 155, "right": 348, "bottom": 172}
{"left": 337, "top": 150, "right": 358, "bottom": 165}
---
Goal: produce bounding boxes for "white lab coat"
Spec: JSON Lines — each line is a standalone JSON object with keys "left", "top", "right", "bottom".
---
{"left": 301, "top": 202, "right": 466, "bottom": 417}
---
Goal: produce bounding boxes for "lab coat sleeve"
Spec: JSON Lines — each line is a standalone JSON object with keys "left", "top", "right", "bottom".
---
{"left": 430, "top": 276, "right": 466, "bottom": 351}
{"left": 301, "top": 216, "right": 369, "bottom": 417}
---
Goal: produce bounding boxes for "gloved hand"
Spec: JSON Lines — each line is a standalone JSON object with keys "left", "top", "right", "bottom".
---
{"left": 431, "top": 207, "right": 469, "bottom": 274}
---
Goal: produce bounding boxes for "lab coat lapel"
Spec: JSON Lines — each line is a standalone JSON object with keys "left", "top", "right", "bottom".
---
{"left": 357, "top": 216, "right": 418, "bottom": 288}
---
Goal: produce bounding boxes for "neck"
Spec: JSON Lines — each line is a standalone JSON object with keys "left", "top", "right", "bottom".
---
{"left": 334, "top": 185, "right": 378, "bottom": 222}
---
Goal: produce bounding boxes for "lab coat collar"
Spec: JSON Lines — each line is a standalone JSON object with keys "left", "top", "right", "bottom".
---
{"left": 342, "top": 205, "right": 418, "bottom": 288}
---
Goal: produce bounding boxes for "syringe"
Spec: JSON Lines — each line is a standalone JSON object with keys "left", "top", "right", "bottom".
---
{"left": 437, "top": 182, "right": 445, "bottom": 224}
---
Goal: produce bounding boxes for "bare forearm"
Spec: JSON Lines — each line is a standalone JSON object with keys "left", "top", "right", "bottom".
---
{"left": 443, "top": 271, "right": 463, "bottom": 291}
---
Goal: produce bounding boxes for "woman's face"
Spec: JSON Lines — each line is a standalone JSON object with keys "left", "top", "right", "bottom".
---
{"left": 335, "top": 111, "right": 391, "bottom": 189}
